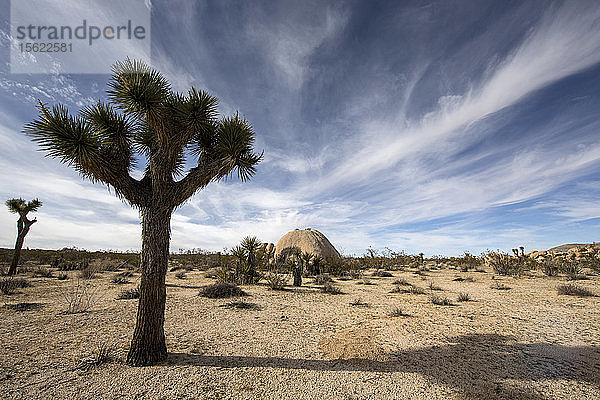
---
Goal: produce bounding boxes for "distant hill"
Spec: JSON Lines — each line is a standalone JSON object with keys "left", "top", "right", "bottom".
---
{"left": 547, "top": 243, "right": 600, "bottom": 253}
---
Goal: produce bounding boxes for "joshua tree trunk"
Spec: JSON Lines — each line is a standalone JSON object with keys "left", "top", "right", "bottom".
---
{"left": 126, "top": 207, "right": 172, "bottom": 366}
{"left": 8, "top": 217, "right": 36, "bottom": 276}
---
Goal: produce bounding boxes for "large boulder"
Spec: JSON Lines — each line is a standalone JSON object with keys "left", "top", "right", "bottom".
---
{"left": 275, "top": 228, "right": 341, "bottom": 260}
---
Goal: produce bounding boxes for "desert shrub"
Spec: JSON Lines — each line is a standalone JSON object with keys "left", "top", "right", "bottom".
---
{"left": 567, "top": 273, "right": 589, "bottom": 281}
{"left": 117, "top": 287, "right": 140, "bottom": 300}
{"left": 75, "top": 342, "right": 114, "bottom": 371}
{"left": 57, "top": 273, "right": 69, "bottom": 280}
{"left": 265, "top": 272, "right": 287, "bottom": 290}
{"left": 457, "top": 292, "right": 472, "bottom": 302}
{"left": 199, "top": 282, "right": 247, "bottom": 298}
{"left": 580, "top": 253, "right": 600, "bottom": 272}
{"left": 490, "top": 281, "right": 511, "bottom": 290}
{"left": 452, "top": 276, "right": 475, "bottom": 282}
{"left": 32, "top": 265, "right": 53, "bottom": 278}
{"left": 540, "top": 259, "right": 560, "bottom": 276}
{"left": 349, "top": 298, "right": 369, "bottom": 307}
{"left": 409, "top": 285, "right": 425, "bottom": 295}
{"left": 388, "top": 307, "right": 409, "bottom": 317}
{"left": 0, "top": 277, "right": 31, "bottom": 295}
{"left": 219, "top": 301, "right": 261, "bottom": 310}
{"left": 321, "top": 281, "right": 342, "bottom": 294}
{"left": 392, "top": 278, "right": 411, "bottom": 286}
{"left": 372, "top": 270, "right": 393, "bottom": 277}
{"left": 557, "top": 284, "right": 595, "bottom": 297}
{"left": 56, "top": 259, "right": 89, "bottom": 271}
{"left": 428, "top": 282, "right": 443, "bottom": 291}
{"left": 455, "top": 252, "right": 482, "bottom": 271}
{"left": 486, "top": 252, "right": 525, "bottom": 275}
{"left": 313, "top": 274, "right": 333, "bottom": 285}
{"left": 63, "top": 279, "right": 101, "bottom": 313}
{"left": 431, "top": 295, "right": 453, "bottom": 306}
{"left": 175, "top": 271, "right": 186, "bottom": 279}
{"left": 78, "top": 265, "right": 98, "bottom": 280}
{"left": 390, "top": 284, "right": 425, "bottom": 294}
{"left": 4, "top": 302, "right": 44, "bottom": 311}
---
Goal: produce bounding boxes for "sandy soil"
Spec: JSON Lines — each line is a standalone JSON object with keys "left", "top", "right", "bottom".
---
{"left": 1, "top": 264, "right": 599, "bottom": 399}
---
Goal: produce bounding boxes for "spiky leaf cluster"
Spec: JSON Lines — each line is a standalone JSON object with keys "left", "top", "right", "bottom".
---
{"left": 6, "top": 198, "right": 42, "bottom": 216}
{"left": 24, "top": 58, "right": 262, "bottom": 209}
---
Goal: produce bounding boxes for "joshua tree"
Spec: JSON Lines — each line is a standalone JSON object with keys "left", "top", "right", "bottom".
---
{"left": 301, "top": 252, "right": 314, "bottom": 275}
{"left": 5, "top": 198, "right": 42, "bottom": 275}
{"left": 291, "top": 248, "right": 303, "bottom": 286}
{"left": 24, "top": 59, "right": 262, "bottom": 366}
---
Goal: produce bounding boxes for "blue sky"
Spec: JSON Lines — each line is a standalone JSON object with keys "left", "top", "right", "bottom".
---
{"left": 1, "top": 0, "right": 600, "bottom": 256}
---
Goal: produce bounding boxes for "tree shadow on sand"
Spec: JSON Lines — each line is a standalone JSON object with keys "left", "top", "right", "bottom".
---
{"left": 167, "top": 334, "right": 600, "bottom": 400}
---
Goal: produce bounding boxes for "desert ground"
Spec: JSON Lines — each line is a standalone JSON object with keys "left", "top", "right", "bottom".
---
{"left": 1, "top": 262, "right": 599, "bottom": 400}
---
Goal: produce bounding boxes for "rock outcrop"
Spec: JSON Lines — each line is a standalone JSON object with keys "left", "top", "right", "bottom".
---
{"left": 275, "top": 228, "right": 341, "bottom": 260}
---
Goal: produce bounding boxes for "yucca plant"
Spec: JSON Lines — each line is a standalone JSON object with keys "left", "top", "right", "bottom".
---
{"left": 24, "top": 58, "right": 262, "bottom": 366}
{"left": 5, "top": 198, "right": 42, "bottom": 275}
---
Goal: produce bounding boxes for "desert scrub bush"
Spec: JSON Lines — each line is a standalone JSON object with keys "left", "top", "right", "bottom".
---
{"left": 390, "top": 284, "right": 425, "bottom": 295}
{"left": 75, "top": 342, "right": 114, "bottom": 371}
{"left": 430, "top": 295, "right": 453, "bottom": 306}
{"left": 388, "top": 307, "right": 409, "bottom": 317}
{"left": 265, "top": 271, "right": 287, "bottom": 290}
{"left": 567, "top": 272, "right": 589, "bottom": 281}
{"left": 175, "top": 271, "right": 186, "bottom": 279}
{"left": 0, "top": 277, "right": 31, "bottom": 295}
{"left": 313, "top": 274, "right": 333, "bottom": 285}
{"left": 57, "top": 273, "right": 69, "bottom": 280}
{"left": 557, "top": 284, "right": 595, "bottom": 297}
{"left": 117, "top": 287, "right": 140, "bottom": 300}
{"left": 452, "top": 276, "right": 475, "bottom": 282}
{"left": 321, "top": 281, "right": 342, "bottom": 294}
{"left": 457, "top": 252, "right": 482, "bottom": 271}
{"left": 428, "top": 282, "right": 443, "bottom": 291}
{"left": 349, "top": 298, "right": 369, "bottom": 307}
{"left": 31, "top": 265, "right": 53, "bottom": 278}
{"left": 372, "top": 270, "right": 393, "bottom": 277}
{"left": 78, "top": 265, "right": 98, "bottom": 280}
{"left": 457, "top": 292, "right": 472, "bottom": 302}
{"left": 63, "top": 279, "right": 101, "bottom": 313}
{"left": 3, "top": 302, "right": 44, "bottom": 311}
{"left": 486, "top": 252, "right": 526, "bottom": 275}
{"left": 490, "top": 281, "right": 511, "bottom": 290}
{"left": 219, "top": 301, "right": 261, "bottom": 310}
{"left": 199, "top": 282, "right": 248, "bottom": 298}
{"left": 392, "top": 278, "right": 411, "bottom": 286}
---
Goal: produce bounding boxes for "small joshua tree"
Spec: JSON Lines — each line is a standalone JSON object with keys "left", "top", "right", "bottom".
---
{"left": 6, "top": 198, "right": 42, "bottom": 275}
{"left": 24, "top": 59, "right": 262, "bottom": 366}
